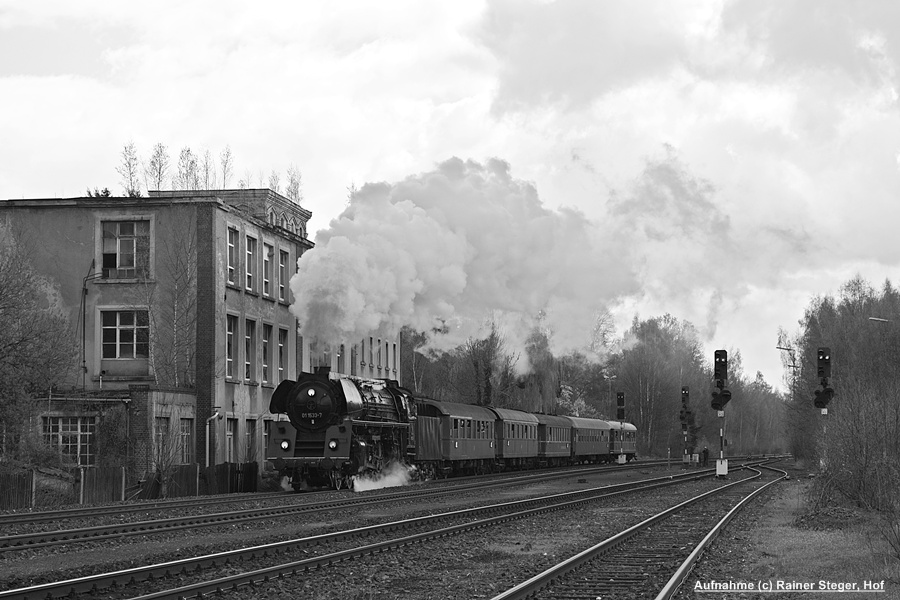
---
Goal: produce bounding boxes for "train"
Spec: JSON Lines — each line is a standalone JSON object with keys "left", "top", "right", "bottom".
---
{"left": 266, "top": 370, "right": 638, "bottom": 490}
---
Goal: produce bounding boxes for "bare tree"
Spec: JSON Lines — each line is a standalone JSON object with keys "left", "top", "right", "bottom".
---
{"left": 286, "top": 165, "right": 303, "bottom": 203}
{"left": 219, "top": 145, "right": 233, "bottom": 188}
{"left": 200, "top": 149, "right": 216, "bottom": 190}
{"left": 0, "top": 224, "right": 77, "bottom": 462}
{"left": 116, "top": 142, "right": 142, "bottom": 197}
{"left": 144, "top": 143, "right": 170, "bottom": 192}
{"left": 239, "top": 169, "right": 253, "bottom": 189}
{"left": 151, "top": 410, "right": 191, "bottom": 498}
{"left": 129, "top": 213, "right": 197, "bottom": 388}
{"left": 174, "top": 147, "right": 200, "bottom": 191}
{"left": 268, "top": 170, "right": 281, "bottom": 193}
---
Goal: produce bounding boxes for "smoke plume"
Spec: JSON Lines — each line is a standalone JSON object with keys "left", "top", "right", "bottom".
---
{"left": 352, "top": 462, "right": 416, "bottom": 492}
{"left": 290, "top": 157, "right": 639, "bottom": 366}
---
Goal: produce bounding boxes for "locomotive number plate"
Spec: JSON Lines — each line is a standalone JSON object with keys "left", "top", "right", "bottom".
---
{"left": 301, "top": 412, "right": 323, "bottom": 419}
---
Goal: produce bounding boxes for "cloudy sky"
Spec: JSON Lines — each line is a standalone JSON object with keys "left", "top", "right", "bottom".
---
{"left": 2, "top": 1, "right": 899, "bottom": 389}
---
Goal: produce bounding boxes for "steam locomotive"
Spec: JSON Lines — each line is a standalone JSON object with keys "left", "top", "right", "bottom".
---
{"left": 266, "top": 370, "right": 638, "bottom": 490}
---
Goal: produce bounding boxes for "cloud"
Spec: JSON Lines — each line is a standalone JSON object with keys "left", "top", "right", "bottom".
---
{"left": 290, "top": 157, "right": 640, "bottom": 364}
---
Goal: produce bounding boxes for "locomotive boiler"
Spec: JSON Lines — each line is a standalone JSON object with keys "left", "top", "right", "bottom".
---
{"left": 267, "top": 369, "right": 417, "bottom": 490}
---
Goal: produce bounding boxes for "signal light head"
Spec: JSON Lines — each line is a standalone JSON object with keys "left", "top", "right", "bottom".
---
{"left": 814, "top": 385, "right": 834, "bottom": 409}
{"left": 714, "top": 350, "right": 728, "bottom": 382}
{"left": 711, "top": 387, "right": 732, "bottom": 411}
{"left": 817, "top": 347, "right": 832, "bottom": 379}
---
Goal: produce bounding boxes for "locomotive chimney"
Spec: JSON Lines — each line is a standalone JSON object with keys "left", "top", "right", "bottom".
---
{"left": 314, "top": 366, "right": 331, "bottom": 377}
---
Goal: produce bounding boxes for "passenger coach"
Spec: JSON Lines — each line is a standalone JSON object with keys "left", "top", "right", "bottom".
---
{"left": 414, "top": 399, "right": 496, "bottom": 478}
{"left": 535, "top": 413, "right": 572, "bottom": 467}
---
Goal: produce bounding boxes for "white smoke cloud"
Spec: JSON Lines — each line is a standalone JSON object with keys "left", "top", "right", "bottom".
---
{"left": 352, "top": 462, "right": 416, "bottom": 492}
{"left": 290, "top": 157, "right": 640, "bottom": 366}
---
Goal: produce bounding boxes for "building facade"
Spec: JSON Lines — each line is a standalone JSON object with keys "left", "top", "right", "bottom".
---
{"left": 0, "top": 189, "right": 401, "bottom": 478}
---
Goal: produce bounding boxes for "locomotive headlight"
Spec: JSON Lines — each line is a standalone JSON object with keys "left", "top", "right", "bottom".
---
{"left": 307, "top": 388, "right": 316, "bottom": 396}
{"left": 280, "top": 440, "right": 290, "bottom": 451}
{"left": 328, "top": 439, "right": 339, "bottom": 450}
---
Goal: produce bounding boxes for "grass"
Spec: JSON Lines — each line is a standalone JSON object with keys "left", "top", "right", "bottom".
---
{"left": 740, "top": 476, "right": 900, "bottom": 599}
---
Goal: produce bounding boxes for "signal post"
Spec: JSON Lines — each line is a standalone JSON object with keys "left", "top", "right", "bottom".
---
{"left": 616, "top": 392, "right": 627, "bottom": 464}
{"left": 679, "top": 386, "right": 692, "bottom": 467}
{"left": 814, "top": 347, "right": 835, "bottom": 469}
{"left": 710, "top": 350, "right": 732, "bottom": 477}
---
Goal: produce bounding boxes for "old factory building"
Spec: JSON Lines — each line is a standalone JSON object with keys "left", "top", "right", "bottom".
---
{"left": 0, "top": 189, "right": 401, "bottom": 479}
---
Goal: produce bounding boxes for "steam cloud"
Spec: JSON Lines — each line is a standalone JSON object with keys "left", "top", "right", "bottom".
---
{"left": 352, "top": 462, "right": 416, "bottom": 492}
{"left": 289, "top": 157, "right": 640, "bottom": 368}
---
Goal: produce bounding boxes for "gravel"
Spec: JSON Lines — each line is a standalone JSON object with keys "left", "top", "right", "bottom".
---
{"left": 0, "top": 464, "right": 758, "bottom": 599}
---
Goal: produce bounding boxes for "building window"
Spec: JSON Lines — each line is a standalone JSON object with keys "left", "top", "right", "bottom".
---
{"left": 350, "top": 345, "right": 357, "bottom": 376}
{"left": 226, "top": 418, "right": 237, "bottom": 463}
{"left": 245, "top": 319, "right": 256, "bottom": 381}
{"left": 299, "top": 335, "right": 304, "bottom": 373}
{"left": 262, "top": 324, "right": 272, "bottom": 384}
{"left": 246, "top": 419, "right": 257, "bottom": 462}
{"left": 227, "top": 227, "right": 238, "bottom": 284}
{"left": 308, "top": 339, "right": 320, "bottom": 370}
{"left": 43, "top": 416, "right": 95, "bottom": 466}
{"left": 226, "top": 315, "right": 237, "bottom": 379}
{"left": 179, "top": 418, "right": 194, "bottom": 464}
{"left": 368, "top": 337, "right": 373, "bottom": 364}
{"left": 101, "top": 310, "right": 149, "bottom": 359}
{"left": 377, "top": 338, "right": 382, "bottom": 368}
{"left": 337, "top": 344, "right": 345, "bottom": 374}
{"left": 245, "top": 236, "right": 257, "bottom": 291}
{"left": 154, "top": 416, "right": 170, "bottom": 465}
{"left": 263, "top": 244, "right": 273, "bottom": 297}
{"left": 392, "top": 342, "right": 397, "bottom": 372}
{"left": 102, "top": 220, "right": 150, "bottom": 279}
{"left": 279, "top": 250, "right": 288, "bottom": 301}
{"left": 278, "top": 328, "right": 287, "bottom": 381}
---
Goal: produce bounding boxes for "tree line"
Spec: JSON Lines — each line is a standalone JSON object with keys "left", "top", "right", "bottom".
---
{"left": 780, "top": 276, "right": 900, "bottom": 512}
{"left": 399, "top": 312, "right": 789, "bottom": 459}
{"left": 109, "top": 142, "right": 304, "bottom": 202}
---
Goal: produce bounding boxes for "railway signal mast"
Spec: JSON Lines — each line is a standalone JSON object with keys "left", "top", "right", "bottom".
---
{"left": 710, "top": 350, "right": 731, "bottom": 477}
{"left": 814, "top": 347, "right": 834, "bottom": 415}
{"left": 680, "top": 386, "right": 691, "bottom": 466}
{"left": 616, "top": 392, "right": 627, "bottom": 464}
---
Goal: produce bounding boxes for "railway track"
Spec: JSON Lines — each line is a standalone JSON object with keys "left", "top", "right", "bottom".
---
{"left": 0, "top": 458, "right": 691, "bottom": 552}
{"left": 0, "top": 456, "right": 772, "bottom": 530}
{"left": 490, "top": 463, "right": 787, "bottom": 599}
{"left": 0, "top": 462, "right": 757, "bottom": 600}
{"left": 0, "top": 491, "right": 293, "bottom": 526}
